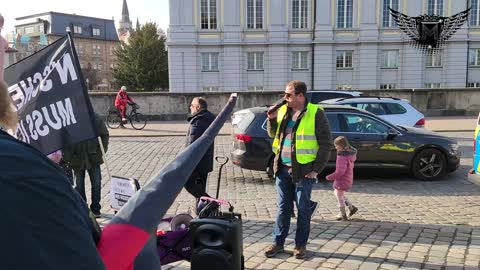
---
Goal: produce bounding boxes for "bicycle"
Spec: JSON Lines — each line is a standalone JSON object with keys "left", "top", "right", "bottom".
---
{"left": 106, "top": 103, "right": 147, "bottom": 130}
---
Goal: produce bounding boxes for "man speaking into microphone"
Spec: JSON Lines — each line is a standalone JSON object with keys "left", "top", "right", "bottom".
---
{"left": 264, "top": 80, "right": 332, "bottom": 259}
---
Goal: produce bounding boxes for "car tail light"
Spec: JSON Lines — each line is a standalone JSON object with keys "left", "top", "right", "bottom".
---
{"left": 235, "top": 134, "right": 251, "bottom": 143}
{"left": 415, "top": 118, "right": 425, "bottom": 127}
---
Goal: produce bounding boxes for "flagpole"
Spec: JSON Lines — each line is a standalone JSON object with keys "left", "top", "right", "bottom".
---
{"left": 98, "top": 136, "right": 112, "bottom": 181}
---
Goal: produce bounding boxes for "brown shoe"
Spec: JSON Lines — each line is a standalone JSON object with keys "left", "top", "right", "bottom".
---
{"left": 293, "top": 245, "right": 307, "bottom": 259}
{"left": 264, "top": 244, "right": 284, "bottom": 258}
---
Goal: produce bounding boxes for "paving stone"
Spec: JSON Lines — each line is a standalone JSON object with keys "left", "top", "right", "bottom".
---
{"left": 87, "top": 135, "right": 480, "bottom": 270}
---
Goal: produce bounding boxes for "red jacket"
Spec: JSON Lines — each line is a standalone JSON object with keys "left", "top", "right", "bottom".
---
{"left": 115, "top": 90, "right": 133, "bottom": 107}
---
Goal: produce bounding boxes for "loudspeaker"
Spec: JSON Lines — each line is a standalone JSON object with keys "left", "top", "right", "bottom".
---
{"left": 190, "top": 216, "right": 243, "bottom": 270}
{"left": 170, "top": 213, "right": 193, "bottom": 231}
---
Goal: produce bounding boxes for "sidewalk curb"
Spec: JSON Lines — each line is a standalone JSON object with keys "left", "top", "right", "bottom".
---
{"left": 467, "top": 173, "right": 480, "bottom": 186}
{"left": 109, "top": 130, "right": 470, "bottom": 138}
{"left": 110, "top": 133, "right": 231, "bottom": 138}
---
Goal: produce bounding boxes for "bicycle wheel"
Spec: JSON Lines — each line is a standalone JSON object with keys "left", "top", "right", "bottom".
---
{"left": 106, "top": 112, "right": 121, "bottom": 129}
{"left": 130, "top": 113, "right": 147, "bottom": 130}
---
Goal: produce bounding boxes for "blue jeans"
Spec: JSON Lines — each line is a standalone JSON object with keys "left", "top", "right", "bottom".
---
{"left": 273, "top": 164, "right": 314, "bottom": 247}
{"left": 74, "top": 165, "right": 102, "bottom": 213}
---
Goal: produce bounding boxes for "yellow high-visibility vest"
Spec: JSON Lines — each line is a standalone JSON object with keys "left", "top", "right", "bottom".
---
{"left": 272, "top": 103, "right": 322, "bottom": 164}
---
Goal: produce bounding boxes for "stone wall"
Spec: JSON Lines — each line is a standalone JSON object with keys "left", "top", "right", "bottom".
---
{"left": 89, "top": 89, "right": 480, "bottom": 120}
{"left": 90, "top": 91, "right": 284, "bottom": 120}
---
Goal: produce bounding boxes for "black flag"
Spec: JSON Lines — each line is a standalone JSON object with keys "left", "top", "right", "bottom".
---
{"left": 4, "top": 34, "right": 97, "bottom": 155}
{"left": 98, "top": 94, "right": 238, "bottom": 270}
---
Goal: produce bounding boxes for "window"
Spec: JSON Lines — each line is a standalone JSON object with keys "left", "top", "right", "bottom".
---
{"left": 467, "top": 82, "right": 480, "bottom": 88}
{"left": 93, "top": 63, "right": 102, "bottom": 71}
{"left": 426, "top": 52, "right": 442, "bottom": 67}
{"left": 325, "top": 113, "right": 341, "bottom": 132}
{"left": 427, "top": 0, "right": 443, "bottom": 16}
{"left": 25, "top": 26, "right": 35, "bottom": 34}
{"left": 92, "top": 45, "right": 102, "bottom": 56}
{"left": 247, "top": 52, "right": 264, "bottom": 70}
{"left": 292, "top": 0, "right": 308, "bottom": 29}
{"left": 384, "top": 103, "right": 407, "bottom": 114}
{"left": 469, "top": 49, "right": 480, "bottom": 66}
{"left": 93, "top": 27, "right": 101, "bottom": 36}
{"left": 425, "top": 83, "right": 442, "bottom": 88}
{"left": 382, "top": 0, "right": 399, "bottom": 27}
{"left": 66, "top": 26, "right": 71, "bottom": 32}
{"left": 202, "top": 86, "right": 219, "bottom": 92}
{"left": 381, "top": 50, "right": 399, "bottom": 68}
{"left": 380, "top": 83, "right": 396, "bottom": 89}
{"left": 39, "top": 24, "right": 44, "bottom": 33}
{"left": 201, "top": 0, "right": 217, "bottom": 29}
{"left": 470, "top": 0, "right": 480, "bottom": 26}
{"left": 75, "top": 44, "right": 84, "bottom": 55}
{"left": 336, "top": 50, "right": 353, "bottom": 69}
{"left": 336, "top": 84, "right": 353, "bottom": 90}
{"left": 343, "top": 114, "right": 390, "bottom": 134}
{"left": 337, "top": 0, "right": 354, "bottom": 28}
{"left": 74, "top": 25, "right": 83, "bottom": 34}
{"left": 247, "top": 86, "right": 264, "bottom": 91}
{"left": 355, "top": 103, "right": 387, "bottom": 115}
{"left": 247, "top": 0, "right": 263, "bottom": 29}
{"left": 292, "top": 51, "right": 308, "bottom": 69}
{"left": 201, "top": 52, "right": 219, "bottom": 71}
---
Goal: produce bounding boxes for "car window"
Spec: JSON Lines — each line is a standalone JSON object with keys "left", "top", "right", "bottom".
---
{"left": 325, "top": 113, "right": 341, "bottom": 132}
{"left": 356, "top": 103, "right": 387, "bottom": 115}
{"left": 342, "top": 114, "right": 390, "bottom": 134}
{"left": 232, "top": 111, "right": 255, "bottom": 132}
{"left": 341, "top": 103, "right": 357, "bottom": 109}
{"left": 383, "top": 102, "right": 407, "bottom": 114}
{"left": 261, "top": 118, "right": 267, "bottom": 131}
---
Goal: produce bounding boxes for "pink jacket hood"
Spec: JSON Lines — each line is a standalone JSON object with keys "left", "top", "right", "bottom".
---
{"left": 326, "top": 147, "right": 357, "bottom": 191}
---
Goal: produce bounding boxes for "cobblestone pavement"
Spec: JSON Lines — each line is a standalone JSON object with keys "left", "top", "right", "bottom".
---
{"left": 91, "top": 132, "right": 480, "bottom": 270}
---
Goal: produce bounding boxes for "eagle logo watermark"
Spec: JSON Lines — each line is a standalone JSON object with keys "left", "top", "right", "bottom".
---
{"left": 389, "top": 8, "right": 470, "bottom": 54}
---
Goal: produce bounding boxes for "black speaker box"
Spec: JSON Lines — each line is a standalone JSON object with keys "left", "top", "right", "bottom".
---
{"left": 190, "top": 216, "right": 243, "bottom": 270}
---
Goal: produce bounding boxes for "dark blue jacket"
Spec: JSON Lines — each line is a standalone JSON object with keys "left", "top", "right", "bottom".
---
{"left": 186, "top": 110, "right": 215, "bottom": 175}
{"left": 0, "top": 130, "right": 105, "bottom": 269}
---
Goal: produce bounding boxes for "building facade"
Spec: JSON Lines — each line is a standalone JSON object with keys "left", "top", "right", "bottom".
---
{"left": 13, "top": 12, "right": 120, "bottom": 90}
{"left": 167, "top": 0, "right": 480, "bottom": 92}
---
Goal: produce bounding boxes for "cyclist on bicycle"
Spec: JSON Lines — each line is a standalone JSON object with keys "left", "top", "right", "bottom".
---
{"left": 114, "top": 86, "right": 134, "bottom": 122}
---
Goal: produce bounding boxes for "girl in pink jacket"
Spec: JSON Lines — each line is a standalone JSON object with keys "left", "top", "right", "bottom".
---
{"left": 326, "top": 136, "right": 358, "bottom": 220}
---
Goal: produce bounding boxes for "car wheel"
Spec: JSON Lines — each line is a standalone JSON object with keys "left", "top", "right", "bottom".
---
{"left": 412, "top": 148, "right": 446, "bottom": 181}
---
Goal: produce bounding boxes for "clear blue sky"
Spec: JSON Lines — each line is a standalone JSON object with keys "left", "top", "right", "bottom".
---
{"left": 1, "top": 0, "right": 169, "bottom": 35}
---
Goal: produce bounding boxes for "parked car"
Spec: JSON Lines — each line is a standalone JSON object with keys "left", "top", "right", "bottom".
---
{"left": 231, "top": 104, "right": 460, "bottom": 181}
{"left": 306, "top": 90, "right": 363, "bottom": 103}
{"left": 322, "top": 97, "right": 425, "bottom": 128}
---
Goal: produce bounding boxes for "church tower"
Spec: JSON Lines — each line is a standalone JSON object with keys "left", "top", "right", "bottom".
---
{"left": 118, "top": 0, "right": 132, "bottom": 36}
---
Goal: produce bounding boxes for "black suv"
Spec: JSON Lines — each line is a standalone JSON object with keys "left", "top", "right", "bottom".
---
{"left": 231, "top": 105, "right": 460, "bottom": 181}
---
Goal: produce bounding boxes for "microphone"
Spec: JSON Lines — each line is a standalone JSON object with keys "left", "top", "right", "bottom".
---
{"left": 267, "top": 100, "right": 287, "bottom": 114}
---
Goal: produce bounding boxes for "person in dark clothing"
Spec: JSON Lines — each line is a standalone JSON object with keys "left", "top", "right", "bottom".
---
{"left": 63, "top": 113, "right": 109, "bottom": 218}
{"left": 0, "top": 129, "right": 106, "bottom": 270}
{"left": 185, "top": 97, "right": 215, "bottom": 200}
